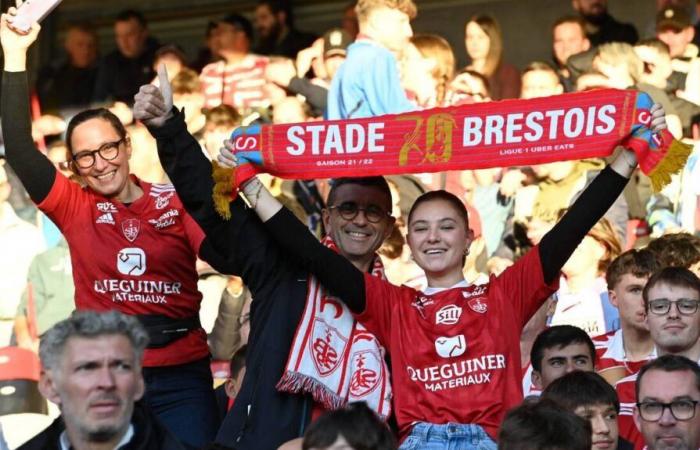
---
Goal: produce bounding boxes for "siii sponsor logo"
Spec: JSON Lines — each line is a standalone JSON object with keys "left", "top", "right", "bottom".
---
{"left": 149, "top": 209, "right": 179, "bottom": 230}
{"left": 155, "top": 192, "right": 174, "bottom": 210}
{"left": 434, "top": 335, "right": 467, "bottom": 358}
{"left": 97, "top": 201, "right": 118, "bottom": 213}
{"left": 117, "top": 247, "right": 146, "bottom": 276}
{"left": 96, "top": 212, "right": 115, "bottom": 225}
{"left": 436, "top": 305, "right": 462, "bottom": 325}
{"left": 121, "top": 219, "right": 141, "bottom": 242}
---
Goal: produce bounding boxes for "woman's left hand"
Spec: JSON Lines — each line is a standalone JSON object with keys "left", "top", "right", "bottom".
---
{"left": 217, "top": 140, "right": 238, "bottom": 169}
{"left": 649, "top": 103, "right": 667, "bottom": 134}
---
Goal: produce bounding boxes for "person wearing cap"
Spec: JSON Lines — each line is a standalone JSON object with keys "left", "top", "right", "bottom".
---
{"left": 655, "top": 7, "right": 700, "bottom": 111}
{"left": 656, "top": 7, "right": 698, "bottom": 64}
{"left": 265, "top": 28, "right": 352, "bottom": 117}
{"left": 199, "top": 13, "right": 269, "bottom": 114}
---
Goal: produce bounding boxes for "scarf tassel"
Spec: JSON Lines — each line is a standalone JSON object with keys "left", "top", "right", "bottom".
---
{"left": 276, "top": 370, "right": 346, "bottom": 411}
{"left": 648, "top": 139, "right": 693, "bottom": 193}
{"left": 212, "top": 162, "right": 235, "bottom": 220}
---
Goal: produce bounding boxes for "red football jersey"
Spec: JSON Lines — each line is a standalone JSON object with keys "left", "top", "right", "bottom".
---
{"left": 357, "top": 246, "right": 557, "bottom": 441}
{"left": 616, "top": 374, "right": 645, "bottom": 450}
{"left": 38, "top": 174, "right": 208, "bottom": 367}
{"left": 594, "top": 329, "right": 656, "bottom": 378}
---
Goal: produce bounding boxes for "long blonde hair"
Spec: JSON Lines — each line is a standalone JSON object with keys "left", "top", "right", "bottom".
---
{"left": 466, "top": 14, "right": 503, "bottom": 77}
{"left": 410, "top": 34, "right": 456, "bottom": 106}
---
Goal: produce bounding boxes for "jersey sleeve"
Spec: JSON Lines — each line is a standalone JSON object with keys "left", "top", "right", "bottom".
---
{"left": 36, "top": 174, "right": 86, "bottom": 233}
{"left": 492, "top": 244, "right": 559, "bottom": 328}
{"left": 354, "top": 273, "right": 408, "bottom": 348}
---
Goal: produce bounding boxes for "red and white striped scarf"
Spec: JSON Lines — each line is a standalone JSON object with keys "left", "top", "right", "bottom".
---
{"left": 276, "top": 237, "right": 392, "bottom": 418}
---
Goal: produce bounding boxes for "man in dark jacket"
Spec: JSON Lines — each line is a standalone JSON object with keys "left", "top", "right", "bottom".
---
{"left": 92, "top": 10, "right": 159, "bottom": 104}
{"left": 134, "top": 67, "right": 395, "bottom": 450}
{"left": 572, "top": 0, "right": 638, "bottom": 45}
{"left": 18, "top": 310, "right": 184, "bottom": 450}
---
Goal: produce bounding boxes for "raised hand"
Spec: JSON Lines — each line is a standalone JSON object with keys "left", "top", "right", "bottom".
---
{"left": 133, "top": 64, "right": 174, "bottom": 128}
{"left": 1, "top": 2, "right": 41, "bottom": 71}
{"left": 217, "top": 140, "right": 238, "bottom": 169}
{"left": 649, "top": 103, "right": 666, "bottom": 134}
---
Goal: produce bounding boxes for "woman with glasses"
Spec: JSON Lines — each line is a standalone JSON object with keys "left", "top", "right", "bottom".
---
{"left": 216, "top": 117, "right": 668, "bottom": 449}
{"left": 0, "top": 15, "right": 226, "bottom": 448}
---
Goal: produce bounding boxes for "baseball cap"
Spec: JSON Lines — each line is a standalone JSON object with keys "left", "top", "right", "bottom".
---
{"left": 323, "top": 28, "right": 352, "bottom": 58}
{"left": 656, "top": 7, "right": 691, "bottom": 32}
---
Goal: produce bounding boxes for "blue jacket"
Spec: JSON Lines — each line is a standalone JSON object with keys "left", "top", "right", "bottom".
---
{"left": 327, "top": 40, "right": 414, "bottom": 119}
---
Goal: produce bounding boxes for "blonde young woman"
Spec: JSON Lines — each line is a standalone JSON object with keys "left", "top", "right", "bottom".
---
{"left": 401, "top": 34, "right": 456, "bottom": 108}
{"left": 464, "top": 14, "right": 520, "bottom": 100}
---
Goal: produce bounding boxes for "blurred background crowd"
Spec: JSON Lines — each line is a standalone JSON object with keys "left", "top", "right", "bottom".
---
{"left": 0, "top": 0, "right": 699, "bottom": 448}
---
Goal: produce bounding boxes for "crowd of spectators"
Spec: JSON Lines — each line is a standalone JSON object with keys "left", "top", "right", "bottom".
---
{"left": 0, "top": 0, "right": 700, "bottom": 449}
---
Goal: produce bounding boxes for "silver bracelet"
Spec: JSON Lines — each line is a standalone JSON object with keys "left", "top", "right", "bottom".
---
{"left": 243, "top": 180, "right": 263, "bottom": 209}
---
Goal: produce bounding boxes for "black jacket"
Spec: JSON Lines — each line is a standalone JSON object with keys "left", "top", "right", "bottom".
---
{"left": 149, "top": 111, "right": 313, "bottom": 450}
{"left": 17, "top": 404, "right": 185, "bottom": 450}
{"left": 92, "top": 37, "right": 160, "bottom": 104}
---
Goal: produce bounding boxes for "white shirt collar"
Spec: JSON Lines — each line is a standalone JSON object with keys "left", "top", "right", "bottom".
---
{"left": 603, "top": 329, "right": 657, "bottom": 361}
{"left": 60, "top": 424, "right": 134, "bottom": 450}
{"left": 423, "top": 279, "right": 470, "bottom": 296}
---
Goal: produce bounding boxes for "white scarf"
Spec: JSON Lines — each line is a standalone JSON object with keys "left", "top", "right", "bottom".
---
{"left": 276, "top": 237, "right": 392, "bottom": 417}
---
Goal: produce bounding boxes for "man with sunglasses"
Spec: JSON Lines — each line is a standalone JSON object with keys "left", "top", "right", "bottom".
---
{"left": 615, "top": 267, "right": 700, "bottom": 449}
{"left": 133, "top": 64, "right": 397, "bottom": 448}
{"left": 634, "top": 354, "right": 700, "bottom": 450}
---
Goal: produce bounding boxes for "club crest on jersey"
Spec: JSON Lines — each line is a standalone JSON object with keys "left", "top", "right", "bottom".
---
{"left": 468, "top": 297, "right": 488, "bottom": 314}
{"left": 434, "top": 335, "right": 467, "bottom": 358}
{"left": 155, "top": 192, "right": 174, "bottom": 210}
{"left": 310, "top": 319, "right": 347, "bottom": 376}
{"left": 436, "top": 305, "right": 462, "bottom": 325}
{"left": 121, "top": 219, "right": 141, "bottom": 242}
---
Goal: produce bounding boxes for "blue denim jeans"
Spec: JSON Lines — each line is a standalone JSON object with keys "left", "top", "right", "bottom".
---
{"left": 399, "top": 423, "right": 498, "bottom": 450}
{"left": 142, "top": 357, "right": 218, "bottom": 449}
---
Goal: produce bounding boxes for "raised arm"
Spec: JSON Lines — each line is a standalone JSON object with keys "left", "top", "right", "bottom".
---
{"left": 217, "top": 149, "right": 367, "bottom": 313}
{"left": 1, "top": 14, "right": 56, "bottom": 203}
{"left": 134, "top": 70, "right": 291, "bottom": 294}
{"left": 538, "top": 104, "right": 668, "bottom": 283}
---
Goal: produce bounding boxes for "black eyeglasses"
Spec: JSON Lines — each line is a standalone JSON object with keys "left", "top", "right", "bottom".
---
{"left": 72, "top": 138, "right": 125, "bottom": 169}
{"left": 328, "top": 201, "right": 390, "bottom": 223}
{"left": 647, "top": 298, "right": 700, "bottom": 316}
{"left": 636, "top": 399, "right": 699, "bottom": 421}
